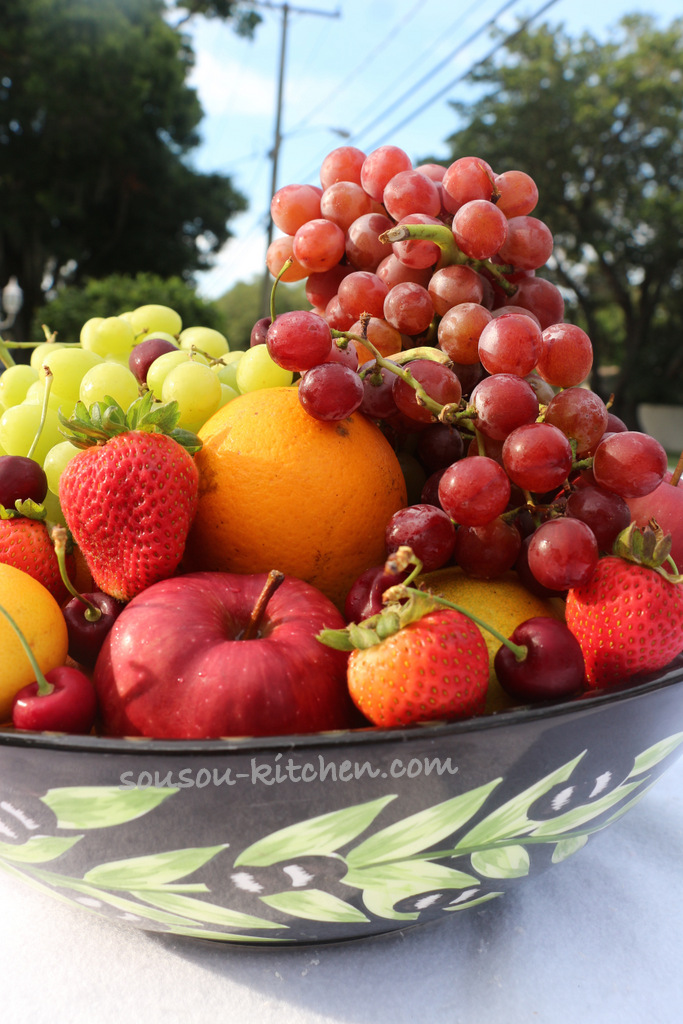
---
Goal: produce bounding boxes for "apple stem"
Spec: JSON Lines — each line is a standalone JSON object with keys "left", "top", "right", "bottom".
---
{"left": 51, "top": 526, "right": 102, "bottom": 622}
{"left": 670, "top": 450, "right": 683, "bottom": 487}
{"left": 0, "top": 602, "right": 53, "bottom": 696}
{"left": 241, "top": 570, "right": 286, "bottom": 641}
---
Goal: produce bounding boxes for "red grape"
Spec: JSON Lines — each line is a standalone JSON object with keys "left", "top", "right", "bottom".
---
{"left": 385, "top": 504, "right": 456, "bottom": 572}
{"left": 452, "top": 200, "right": 508, "bottom": 260}
{"left": 298, "top": 362, "right": 363, "bottom": 421}
{"left": 438, "top": 456, "right": 511, "bottom": 526}
{"left": 383, "top": 170, "right": 441, "bottom": 221}
{"left": 392, "top": 359, "right": 462, "bottom": 424}
{"left": 502, "top": 422, "right": 574, "bottom": 493}
{"left": 271, "top": 183, "right": 322, "bottom": 235}
{"left": 536, "top": 323, "right": 593, "bottom": 388}
{"left": 293, "top": 218, "right": 346, "bottom": 273}
{"left": 360, "top": 145, "right": 412, "bottom": 201}
{"left": 497, "top": 215, "right": 554, "bottom": 270}
{"left": 428, "top": 264, "right": 484, "bottom": 316}
{"left": 454, "top": 516, "right": 521, "bottom": 578}
{"left": 266, "top": 310, "right": 332, "bottom": 372}
{"left": 493, "top": 170, "right": 539, "bottom": 218}
{"left": 437, "top": 303, "right": 492, "bottom": 364}
{"left": 527, "top": 518, "right": 599, "bottom": 590}
{"left": 592, "top": 431, "right": 668, "bottom": 498}
{"left": 320, "top": 146, "right": 366, "bottom": 190}
{"left": 384, "top": 282, "right": 434, "bottom": 336}
{"left": 470, "top": 374, "right": 539, "bottom": 440}
{"left": 478, "top": 313, "right": 542, "bottom": 378}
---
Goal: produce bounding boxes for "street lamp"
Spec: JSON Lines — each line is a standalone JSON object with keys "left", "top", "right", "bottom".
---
{"left": 0, "top": 277, "right": 23, "bottom": 331}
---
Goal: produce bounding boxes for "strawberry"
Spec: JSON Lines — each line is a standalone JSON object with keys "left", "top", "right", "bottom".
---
{"left": 58, "top": 393, "right": 201, "bottom": 603}
{"left": 319, "top": 586, "right": 489, "bottom": 727}
{"left": 565, "top": 522, "right": 683, "bottom": 688}
{"left": 0, "top": 501, "right": 74, "bottom": 604}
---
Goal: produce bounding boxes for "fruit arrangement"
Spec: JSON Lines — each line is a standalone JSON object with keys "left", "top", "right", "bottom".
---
{"left": 1, "top": 143, "right": 682, "bottom": 741}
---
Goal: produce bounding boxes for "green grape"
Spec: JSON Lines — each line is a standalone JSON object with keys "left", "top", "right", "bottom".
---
{"left": 0, "top": 403, "right": 63, "bottom": 463}
{"left": 127, "top": 304, "right": 182, "bottom": 338}
{"left": 44, "top": 440, "right": 80, "bottom": 496}
{"left": 41, "top": 346, "right": 105, "bottom": 406}
{"left": 178, "top": 325, "right": 230, "bottom": 360}
{"left": 0, "top": 364, "right": 39, "bottom": 408}
{"left": 212, "top": 351, "right": 243, "bottom": 391}
{"left": 79, "top": 362, "right": 140, "bottom": 410}
{"left": 160, "top": 361, "right": 222, "bottom": 429}
{"left": 42, "top": 488, "right": 67, "bottom": 527}
{"left": 30, "top": 340, "right": 68, "bottom": 373}
{"left": 80, "top": 315, "right": 136, "bottom": 361}
{"left": 235, "top": 344, "right": 294, "bottom": 392}
{"left": 80, "top": 317, "right": 105, "bottom": 347}
{"left": 146, "top": 349, "right": 208, "bottom": 400}
{"left": 139, "top": 330, "right": 178, "bottom": 347}
{"left": 218, "top": 383, "right": 239, "bottom": 408}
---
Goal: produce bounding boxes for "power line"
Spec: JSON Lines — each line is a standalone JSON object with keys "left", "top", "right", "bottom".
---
{"left": 349, "top": 0, "right": 520, "bottom": 144}
{"left": 285, "top": 0, "right": 425, "bottom": 134}
{"left": 367, "top": 0, "right": 561, "bottom": 148}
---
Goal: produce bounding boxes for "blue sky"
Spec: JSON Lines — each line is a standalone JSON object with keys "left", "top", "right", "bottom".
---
{"left": 182, "top": 0, "right": 681, "bottom": 298}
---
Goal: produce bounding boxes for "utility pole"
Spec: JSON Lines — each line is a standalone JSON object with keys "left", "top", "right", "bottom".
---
{"left": 256, "top": 1, "right": 341, "bottom": 316}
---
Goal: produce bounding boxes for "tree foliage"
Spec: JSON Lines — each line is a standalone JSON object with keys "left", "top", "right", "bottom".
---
{"left": 0, "top": 0, "right": 253, "bottom": 339}
{"left": 440, "top": 14, "right": 683, "bottom": 422}
{"left": 32, "top": 273, "right": 228, "bottom": 345}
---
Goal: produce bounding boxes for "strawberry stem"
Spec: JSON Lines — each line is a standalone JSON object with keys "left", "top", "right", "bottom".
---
{"left": 0, "top": 603, "right": 53, "bottom": 696}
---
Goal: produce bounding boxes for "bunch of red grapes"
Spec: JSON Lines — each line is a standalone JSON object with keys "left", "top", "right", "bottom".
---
{"left": 256, "top": 143, "right": 670, "bottom": 597}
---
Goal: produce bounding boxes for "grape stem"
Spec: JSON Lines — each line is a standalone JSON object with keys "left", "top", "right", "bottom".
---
{"left": 332, "top": 327, "right": 473, "bottom": 426}
{"left": 377, "top": 223, "right": 518, "bottom": 295}
{"left": 27, "top": 366, "right": 53, "bottom": 461}
{"left": 0, "top": 335, "right": 16, "bottom": 370}
{"left": 670, "top": 450, "right": 683, "bottom": 487}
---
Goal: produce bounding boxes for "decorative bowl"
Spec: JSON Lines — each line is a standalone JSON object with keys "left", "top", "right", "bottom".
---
{"left": 2, "top": 655, "right": 683, "bottom": 946}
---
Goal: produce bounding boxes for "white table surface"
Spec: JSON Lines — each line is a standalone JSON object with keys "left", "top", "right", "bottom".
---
{"left": 1, "top": 757, "right": 682, "bottom": 1024}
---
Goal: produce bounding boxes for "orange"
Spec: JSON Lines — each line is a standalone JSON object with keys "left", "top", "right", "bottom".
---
{"left": 0, "top": 563, "right": 69, "bottom": 722}
{"left": 418, "top": 567, "right": 565, "bottom": 713}
{"left": 185, "top": 386, "right": 407, "bottom": 609}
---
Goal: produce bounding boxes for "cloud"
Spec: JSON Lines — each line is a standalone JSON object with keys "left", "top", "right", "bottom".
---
{"left": 189, "top": 49, "right": 276, "bottom": 119}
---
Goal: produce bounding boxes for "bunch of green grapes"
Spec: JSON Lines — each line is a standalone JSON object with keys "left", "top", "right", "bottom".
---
{"left": 0, "top": 302, "right": 294, "bottom": 520}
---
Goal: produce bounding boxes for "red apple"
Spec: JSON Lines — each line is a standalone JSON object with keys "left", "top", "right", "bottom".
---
{"left": 93, "top": 571, "right": 360, "bottom": 739}
{"left": 627, "top": 471, "right": 683, "bottom": 570}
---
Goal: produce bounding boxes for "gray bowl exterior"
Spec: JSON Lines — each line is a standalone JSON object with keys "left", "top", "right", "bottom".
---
{"left": 2, "top": 657, "right": 683, "bottom": 946}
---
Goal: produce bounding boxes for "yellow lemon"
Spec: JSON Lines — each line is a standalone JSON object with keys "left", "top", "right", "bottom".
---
{"left": 418, "top": 567, "right": 565, "bottom": 713}
{"left": 0, "top": 563, "right": 69, "bottom": 722}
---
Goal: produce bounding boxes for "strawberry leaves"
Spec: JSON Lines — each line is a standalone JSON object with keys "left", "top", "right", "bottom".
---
{"left": 59, "top": 391, "right": 202, "bottom": 454}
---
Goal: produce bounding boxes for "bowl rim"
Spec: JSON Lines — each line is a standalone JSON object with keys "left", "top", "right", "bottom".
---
{"left": 2, "top": 654, "right": 682, "bottom": 756}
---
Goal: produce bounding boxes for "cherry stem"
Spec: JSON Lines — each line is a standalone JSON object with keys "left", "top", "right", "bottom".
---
{"left": 27, "top": 366, "right": 53, "bottom": 461}
{"left": 403, "top": 585, "right": 529, "bottom": 662}
{"left": 241, "top": 570, "right": 286, "bottom": 641}
{"left": 670, "top": 450, "right": 683, "bottom": 487}
{"left": 0, "top": 602, "right": 53, "bottom": 696}
{"left": 51, "top": 526, "right": 102, "bottom": 622}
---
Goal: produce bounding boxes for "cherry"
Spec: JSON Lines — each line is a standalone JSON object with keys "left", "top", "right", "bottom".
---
{"left": 63, "top": 591, "right": 123, "bottom": 668}
{"left": 0, "top": 454, "right": 48, "bottom": 507}
{"left": 12, "top": 666, "right": 98, "bottom": 734}
{"left": 0, "top": 602, "right": 97, "bottom": 734}
{"left": 494, "top": 617, "right": 586, "bottom": 702}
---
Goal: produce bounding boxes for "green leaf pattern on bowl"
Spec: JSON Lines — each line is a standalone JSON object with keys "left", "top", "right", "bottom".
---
{"left": 1, "top": 732, "right": 682, "bottom": 943}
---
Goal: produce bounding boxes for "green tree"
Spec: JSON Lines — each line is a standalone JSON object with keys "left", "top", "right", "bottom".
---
{"left": 0, "top": 0, "right": 255, "bottom": 340}
{"left": 31, "top": 272, "right": 228, "bottom": 345}
{"left": 440, "top": 14, "right": 683, "bottom": 424}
